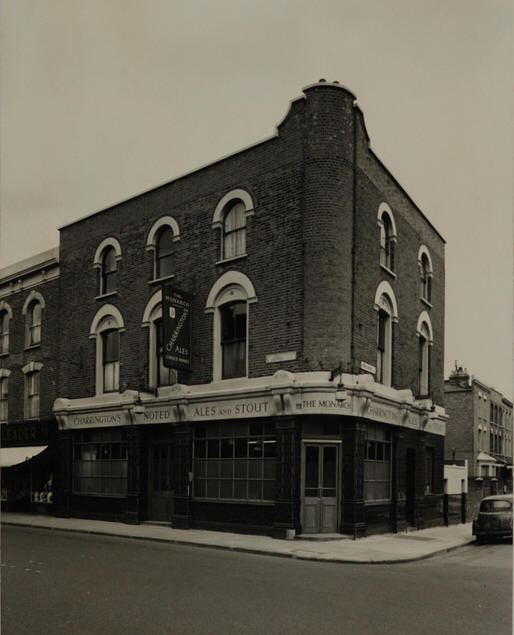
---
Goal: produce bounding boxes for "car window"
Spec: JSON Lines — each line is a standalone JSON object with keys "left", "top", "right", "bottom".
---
{"left": 480, "top": 499, "right": 512, "bottom": 512}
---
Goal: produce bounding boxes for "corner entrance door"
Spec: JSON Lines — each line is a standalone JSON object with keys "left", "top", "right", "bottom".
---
{"left": 149, "top": 442, "right": 175, "bottom": 522}
{"left": 302, "top": 443, "right": 339, "bottom": 533}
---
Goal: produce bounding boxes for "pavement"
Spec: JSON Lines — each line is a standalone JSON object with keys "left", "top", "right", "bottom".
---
{"left": 1, "top": 512, "right": 476, "bottom": 564}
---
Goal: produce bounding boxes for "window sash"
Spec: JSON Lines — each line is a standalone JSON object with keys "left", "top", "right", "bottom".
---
{"left": 25, "top": 372, "right": 40, "bottom": 419}
{"left": 0, "top": 378, "right": 7, "bottom": 421}
{"left": 155, "top": 228, "right": 174, "bottom": 278}
{"left": 223, "top": 202, "right": 246, "bottom": 259}
{"left": 101, "top": 248, "right": 117, "bottom": 294}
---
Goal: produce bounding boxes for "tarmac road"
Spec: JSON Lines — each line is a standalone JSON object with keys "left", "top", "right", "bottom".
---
{"left": 1, "top": 525, "right": 511, "bottom": 635}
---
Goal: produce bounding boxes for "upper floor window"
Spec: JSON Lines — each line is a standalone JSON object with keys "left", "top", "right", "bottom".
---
{"left": 146, "top": 216, "right": 180, "bottom": 281}
{"left": 374, "top": 282, "right": 398, "bottom": 387}
{"left": 417, "top": 312, "right": 433, "bottom": 398}
{"left": 223, "top": 202, "right": 246, "bottom": 260}
{"left": 141, "top": 291, "right": 177, "bottom": 390}
{"left": 89, "top": 305, "right": 125, "bottom": 395}
{"left": 102, "top": 329, "right": 120, "bottom": 393}
{"left": 155, "top": 227, "right": 174, "bottom": 279}
{"left": 101, "top": 246, "right": 117, "bottom": 295}
{"left": 0, "top": 302, "right": 12, "bottom": 354}
{"left": 205, "top": 271, "right": 257, "bottom": 381}
{"left": 22, "top": 362, "right": 43, "bottom": 419}
{"left": 93, "top": 238, "right": 122, "bottom": 297}
{"left": 418, "top": 246, "right": 433, "bottom": 304}
{"left": 377, "top": 203, "right": 397, "bottom": 272}
{"left": 0, "top": 370, "right": 10, "bottom": 422}
{"left": 26, "top": 300, "right": 42, "bottom": 346}
{"left": 212, "top": 189, "right": 254, "bottom": 263}
{"left": 220, "top": 301, "right": 247, "bottom": 379}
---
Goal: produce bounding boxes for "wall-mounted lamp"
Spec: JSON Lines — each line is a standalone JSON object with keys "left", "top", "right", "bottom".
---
{"left": 330, "top": 362, "right": 347, "bottom": 404}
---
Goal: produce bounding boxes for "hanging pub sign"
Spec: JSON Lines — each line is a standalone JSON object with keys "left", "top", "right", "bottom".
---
{"left": 162, "top": 285, "right": 193, "bottom": 370}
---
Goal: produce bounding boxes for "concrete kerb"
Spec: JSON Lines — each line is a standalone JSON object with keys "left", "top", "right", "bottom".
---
{"left": 1, "top": 518, "right": 476, "bottom": 565}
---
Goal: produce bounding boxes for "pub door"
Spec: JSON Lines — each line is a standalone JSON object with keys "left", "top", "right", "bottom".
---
{"left": 301, "top": 443, "right": 340, "bottom": 533}
{"left": 148, "top": 441, "right": 175, "bottom": 522}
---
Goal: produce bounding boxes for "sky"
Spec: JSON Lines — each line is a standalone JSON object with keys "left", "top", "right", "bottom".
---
{"left": 1, "top": 0, "right": 512, "bottom": 398}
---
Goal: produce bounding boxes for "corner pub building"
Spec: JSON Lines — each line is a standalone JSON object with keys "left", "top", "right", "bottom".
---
{"left": 50, "top": 81, "right": 447, "bottom": 537}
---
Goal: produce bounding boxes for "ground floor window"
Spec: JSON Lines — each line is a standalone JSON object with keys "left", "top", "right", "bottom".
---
{"left": 364, "top": 424, "right": 392, "bottom": 502}
{"left": 73, "top": 429, "right": 127, "bottom": 496}
{"left": 193, "top": 421, "right": 276, "bottom": 501}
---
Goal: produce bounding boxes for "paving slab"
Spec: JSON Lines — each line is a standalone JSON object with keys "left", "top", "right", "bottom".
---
{"left": 1, "top": 512, "right": 475, "bottom": 564}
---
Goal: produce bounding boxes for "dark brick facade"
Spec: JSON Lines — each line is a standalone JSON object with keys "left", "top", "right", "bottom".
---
{"left": 3, "top": 81, "right": 448, "bottom": 535}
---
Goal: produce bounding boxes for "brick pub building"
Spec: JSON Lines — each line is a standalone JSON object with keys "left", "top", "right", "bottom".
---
{"left": 49, "top": 80, "right": 447, "bottom": 536}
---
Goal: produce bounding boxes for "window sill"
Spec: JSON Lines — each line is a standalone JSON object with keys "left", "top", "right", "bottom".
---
{"left": 215, "top": 253, "right": 247, "bottom": 266}
{"left": 0, "top": 351, "right": 9, "bottom": 358}
{"left": 363, "top": 500, "right": 392, "bottom": 506}
{"left": 95, "top": 291, "right": 118, "bottom": 301}
{"left": 24, "top": 344, "right": 41, "bottom": 351}
{"left": 421, "top": 297, "right": 433, "bottom": 309}
{"left": 380, "top": 264, "right": 396, "bottom": 278}
{"left": 148, "top": 274, "right": 175, "bottom": 286}
{"left": 192, "top": 497, "right": 274, "bottom": 506}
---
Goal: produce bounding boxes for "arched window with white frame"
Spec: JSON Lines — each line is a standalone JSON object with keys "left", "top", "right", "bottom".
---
{"left": 212, "top": 189, "right": 254, "bottom": 263}
{"left": 141, "top": 290, "right": 177, "bottom": 389}
{"left": 417, "top": 312, "right": 433, "bottom": 398}
{"left": 418, "top": 245, "right": 433, "bottom": 304}
{"left": 89, "top": 305, "right": 125, "bottom": 395}
{"left": 0, "top": 301, "right": 12, "bottom": 354}
{"left": 146, "top": 216, "right": 180, "bottom": 281}
{"left": 374, "top": 281, "right": 398, "bottom": 386}
{"left": 93, "top": 237, "right": 122, "bottom": 297}
{"left": 377, "top": 203, "right": 397, "bottom": 272}
{"left": 205, "top": 271, "right": 257, "bottom": 381}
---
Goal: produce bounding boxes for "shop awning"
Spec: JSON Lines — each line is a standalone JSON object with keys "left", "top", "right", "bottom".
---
{"left": 0, "top": 446, "right": 48, "bottom": 468}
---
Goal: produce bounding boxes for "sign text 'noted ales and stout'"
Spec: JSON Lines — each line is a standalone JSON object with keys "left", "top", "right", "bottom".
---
{"left": 162, "top": 285, "right": 193, "bottom": 371}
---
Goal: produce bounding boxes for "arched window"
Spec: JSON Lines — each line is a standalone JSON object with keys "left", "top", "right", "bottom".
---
{"left": 220, "top": 301, "right": 247, "bottom": 379}
{"left": 205, "top": 271, "right": 257, "bottom": 381}
{"left": 146, "top": 216, "right": 180, "bottom": 281}
{"left": 27, "top": 300, "right": 42, "bottom": 346}
{"left": 100, "top": 246, "right": 117, "bottom": 295}
{"left": 141, "top": 291, "right": 176, "bottom": 389}
{"left": 223, "top": 201, "right": 246, "bottom": 260}
{"left": 102, "top": 329, "right": 120, "bottom": 393}
{"left": 417, "top": 312, "right": 433, "bottom": 398}
{"left": 90, "top": 305, "right": 125, "bottom": 395}
{"left": 0, "top": 302, "right": 12, "bottom": 354}
{"left": 212, "top": 189, "right": 254, "bottom": 263}
{"left": 418, "top": 246, "right": 433, "bottom": 304}
{"left": 374, "top": 281, "right": 398, "bottom": 387}
{"left": 93, "top": 238, "right": 122, "bottom": 296}
{"left": 155, "top": 226, "right": 174, "bottom": 279}
{"left": 377, "top": 203, "right": 397, "bottom": 272}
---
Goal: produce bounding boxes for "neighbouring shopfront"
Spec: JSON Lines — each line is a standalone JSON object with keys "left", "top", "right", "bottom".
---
{"left": 1, "top": 418, "right": 58, "bottom": 513}
{"left": 53, "top": 372, "right": 446, "bottom": 537}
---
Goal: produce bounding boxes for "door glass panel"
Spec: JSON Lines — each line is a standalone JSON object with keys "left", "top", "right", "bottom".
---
{"left": 322, "top": 446, "right": 336, "bottom": 496}
{"left": 305, "top": 445, "right": 319, "bottom": 496}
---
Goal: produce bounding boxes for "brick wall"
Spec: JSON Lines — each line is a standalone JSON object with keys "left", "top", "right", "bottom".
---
{"left": 56, "top": 83, "right": 445, "bottom": 404}
{"left": 0, "top": 276, "right": 60, "bottom": 421}
{"left": 443, "top": 388, "right": 474, "bottom": 469}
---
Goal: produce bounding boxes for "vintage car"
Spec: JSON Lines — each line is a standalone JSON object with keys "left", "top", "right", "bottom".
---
{"left": 472, "top": 494, "right": 513, "bottom": 544}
